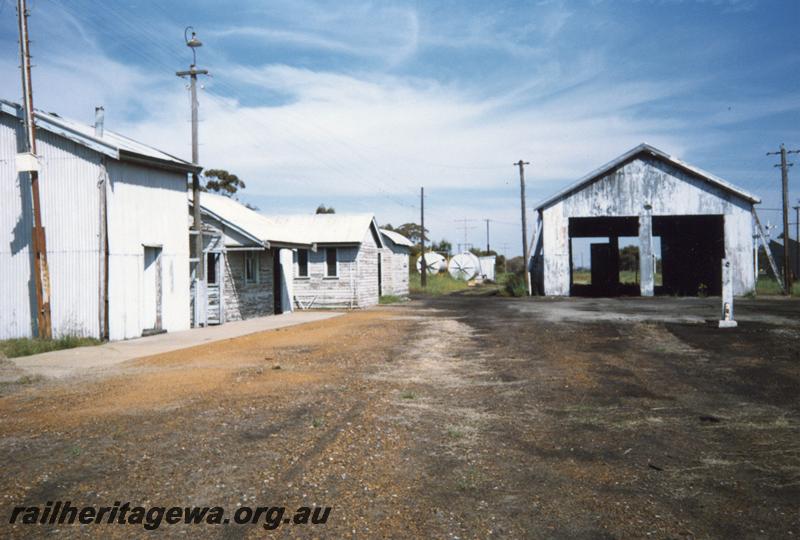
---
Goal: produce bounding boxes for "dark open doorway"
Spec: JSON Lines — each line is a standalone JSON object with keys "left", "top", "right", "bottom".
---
{"left": 655, "top": 215, "right": 724, "bottom": 296}
{"left": 569, "top": 217, "right": 638, "bottom": 297}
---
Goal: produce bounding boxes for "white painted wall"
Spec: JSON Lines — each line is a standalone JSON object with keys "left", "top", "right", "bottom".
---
{"left": 1, "top": 113, "right": 102, "bottom": 338}
{"left": 541, "top": 157, "right": 755, "bottom": 296}
{"left": 105, "top": 161, "right": 191, "bottom": 340}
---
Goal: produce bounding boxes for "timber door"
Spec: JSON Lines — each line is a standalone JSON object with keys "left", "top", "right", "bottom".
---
{"left": 142, "top": 246, "right": 162, "bottom": 333}
{"left": 273, "top": 250, "right": 283, "bottom": 315}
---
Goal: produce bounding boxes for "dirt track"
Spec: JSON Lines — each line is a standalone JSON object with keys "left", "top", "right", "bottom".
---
{"left": 1, "top": 295, "right": 798, "bottom": 538}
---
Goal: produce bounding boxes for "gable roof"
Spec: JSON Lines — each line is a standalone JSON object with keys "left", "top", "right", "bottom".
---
{"left": 534, "top": 143, "right": 760, "bottom": 211}
{"left": 262, "top": 213, "right": 384, "bottom": 247}
{"left": 193, "top": 192, "right": 312, "bottom": 248}
{"left": 380, "top": 228, "right": 414, "bottom": 248}
{"left": 0, "top": 99, "right": 199, "bottom": 174}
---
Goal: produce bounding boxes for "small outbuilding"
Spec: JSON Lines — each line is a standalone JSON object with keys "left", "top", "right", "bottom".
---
{"left": 262, "top": 214, "right": 385, "bottom": 309}
{"left": 1, "top": 99, "right": 197, "bottom": 340}
{"left": 531, "top": 143, "right": 760, "bottom": 297}
{"left": 192, "top": 193, "right": 312, "bottom": 323}
{"left": 379, "top": 228, "right": 413, "bottom": 297}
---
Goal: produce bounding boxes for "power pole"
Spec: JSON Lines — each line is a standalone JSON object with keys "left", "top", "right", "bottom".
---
{"left": 420, "top": 187, "right": 427, "bottom": 288}
{"left": 514, "top": 160, "right": 531, "bottom": 295}
{"left": 17, "top": 0, "right": 51, "bottom": 338}
{"left": 484, "top": 219, "right": 491, "bottom": 253}
{"left": 454, "top": 218, "right": 476, "bottom": 253}
{"left": 767, "top": 144, "right": 799, "bottom": 294}
{"left": 177, "top": 27, "right": 209, "bottom": 285}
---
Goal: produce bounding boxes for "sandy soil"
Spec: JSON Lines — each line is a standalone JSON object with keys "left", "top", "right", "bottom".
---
{"left": 0, "top": 296, "right": 798, "bottom": 538}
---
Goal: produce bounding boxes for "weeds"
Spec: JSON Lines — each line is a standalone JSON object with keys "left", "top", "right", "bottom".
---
{"left": 0, "top": 335, "right": 102, "bottom": 359}
{"left": 400, "top": 390, "right": 416, "bottom": 400}
{"left": 446, "top": 426, "right": 465, "bottom": 439}
{"left": 502, "top": 272, "right": 528, "bottom": 297}
{"left": 379, "top": 295, "right": 404, "bottom": 305}
{"left": 409, "top": 272, "right": 469, "bottom": 295}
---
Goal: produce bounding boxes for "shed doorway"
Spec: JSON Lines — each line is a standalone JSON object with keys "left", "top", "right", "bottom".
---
{"left": 654, "top": 215, "right": 724, "bottom": 296}
{"left": 142, "top": 246, "right": 163, "bottom": 334}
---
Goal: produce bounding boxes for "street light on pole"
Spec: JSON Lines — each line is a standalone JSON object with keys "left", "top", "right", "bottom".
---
{"left": 177, "top": 27, "right": 209, "bottom": 323}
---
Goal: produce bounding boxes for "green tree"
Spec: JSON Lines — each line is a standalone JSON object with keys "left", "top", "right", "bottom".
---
{"left": 203, "top": 169, "right": 246, "bottom": 197}
{"left": 619, "top": 245, "right": 639, "bottom": 272}
{"left": 431, "top": 239, "right": 452, "bottom": 256}
{"left": 394, "top": 223, "right": 428, "bottom": 244}
{"left": 316, "top": 204, "right": 336, "bottom": 214}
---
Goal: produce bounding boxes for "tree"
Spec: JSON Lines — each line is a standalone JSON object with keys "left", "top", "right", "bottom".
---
{"left": 203, "top": 169, "right": 246, "bottom": 197}
{"left": 316, "top": 204, "right": 336, "bottom": 214}
{"left": 394, "top": 222, "right": 428, "bottom": 244}
{"left": 431, "top": 239, "right": 452, "bottom": 256}
{"left": 619, "top": 245, "right": 639, "bottom": 272}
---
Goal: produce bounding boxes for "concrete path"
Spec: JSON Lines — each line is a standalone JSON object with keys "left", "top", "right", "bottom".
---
{"left": 11, "top": 311, "right": 342, "bottom": 379}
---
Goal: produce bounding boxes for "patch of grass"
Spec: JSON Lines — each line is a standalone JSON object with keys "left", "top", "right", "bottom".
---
{"left": 379, "top": 295, "right": 404, "bottom": 305}
{"left": 573, "top": 270, "right": 663, "bottom": 286}
{"left": 409, "top": 272, "right": 470, "bottom": 295}
{"left": 400, "top": 390, "right": 416, "bottom": 400}
{"left": 16, "top": 374, "right": 44, "bottom": 385}
{"left": 501, "top": 272, "right": 528, "bottom": 297}
{"left": 756, "top": 275, "right": 800, "bottom": 296}
{"left": 455, "top": 466, "right": 484, "bottom": 492}
{"left": 311, "top": 417, "right": 325, "bottom": 428}
{"left": 446, "top": 426, "right": 465, "bottom": 439}
{"left": 0, "top": 335, "right": 102, "bottom": 359}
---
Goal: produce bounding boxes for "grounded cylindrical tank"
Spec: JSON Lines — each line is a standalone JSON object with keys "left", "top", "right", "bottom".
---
{"left": 448, "top": 252, "right": 481, "bottom": 281}
{"left": 416, "top": 252, "right": 446, "bottom": 275}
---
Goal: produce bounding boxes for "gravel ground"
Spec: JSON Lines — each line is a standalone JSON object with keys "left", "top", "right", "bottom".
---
{"left": 0, "top": 295, "right": 798, "bottom": 538}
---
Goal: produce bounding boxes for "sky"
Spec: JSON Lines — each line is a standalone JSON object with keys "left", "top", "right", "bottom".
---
{"left": 1, "top": 0, "right": 798, "bottom": 259}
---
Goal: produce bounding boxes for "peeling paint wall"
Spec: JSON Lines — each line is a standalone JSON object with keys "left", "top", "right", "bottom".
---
{"left": 223, "top": 250, "right": 274, "bottom": 321}
{"left": 381, "top": 241, "right": 410, "bottom": 297}
{"left": 541, "top": 156, "right": 755, "bottom": 296}
{"left": 292, "top": 228, "right": 381, "bottom": 309}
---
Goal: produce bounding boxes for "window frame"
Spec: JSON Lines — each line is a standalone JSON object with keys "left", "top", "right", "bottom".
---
{"left": 244, "top": 251, "right": 260, "bottom": 284}
{"left": 325, "top": 247, "right": 338, "bottom": 278}
{"left": 296, "top": 248, "right": 309, "bottom": 278}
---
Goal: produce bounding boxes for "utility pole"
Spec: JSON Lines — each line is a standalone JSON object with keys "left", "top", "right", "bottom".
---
{"left": 767, "top": 144, "right": 799, "bottom": 294}
{"left": 177, "top": 28, "right": 209, "bottom": 284}
{"left": 514, "top": 160, "right": 531, "bottom": 295}
{"left": 420, "top": 187, "right": 427, "bottom": 288}
{"left": 454, "top": 218, "right": 476, "bottom": 253}
{"left": 17, "top": 0, "right": 51, "bottom": 338}
{"left": 484, "top": 219, "right": 491, "bottom": 253}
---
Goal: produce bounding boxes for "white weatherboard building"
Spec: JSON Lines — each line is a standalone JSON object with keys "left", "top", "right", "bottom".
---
{"left": 1, "top": 100, "right": 197, "bottom": 340}
{"left": 531, "top": 143, "right": 759, "bottom": 297}
{"left": 261, "top": 214, "right": 385, "bottom": 309}
{"left": 379, "top": 229, "right": 413, "bottom": 297}
{"left": 192, "top": 193, "right": 311, "bottom": 324}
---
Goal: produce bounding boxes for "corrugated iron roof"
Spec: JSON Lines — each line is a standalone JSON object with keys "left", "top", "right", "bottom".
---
{"left": 193, "top": 192, "right": 312, "bottom": 248}
{"left": 380, "top": 228, "right": 414, "bottom": 247}
{"left": 0, "top": 99, "right": 198, "bottom": 174}
{"left": 534, "top": 143, "right": 761, "bottom": 211}
{"left": 262, "top": 213, "right": 384, "bottom": 247}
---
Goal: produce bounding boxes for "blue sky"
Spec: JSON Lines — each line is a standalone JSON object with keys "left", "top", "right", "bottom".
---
{"left": 1, "top": 0, "right": 798, "bottom": 257}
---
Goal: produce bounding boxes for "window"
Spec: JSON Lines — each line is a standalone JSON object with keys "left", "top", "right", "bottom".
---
{"left": 207, "top": 253, "right": 218, "bottom": 285}
{"left": 297, "top": 249, "right": 309, "bottom": 277}
{"left": 244, "top": 252, "right": 259, "bottom": 284}
{"left": 325, "top": 248, "right": 337, "bottom": 277}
